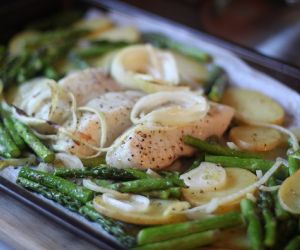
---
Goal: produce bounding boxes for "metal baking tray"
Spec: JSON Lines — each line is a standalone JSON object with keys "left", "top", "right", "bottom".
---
{"left": 1, "top": 1, "right": 300, "bottom": 250}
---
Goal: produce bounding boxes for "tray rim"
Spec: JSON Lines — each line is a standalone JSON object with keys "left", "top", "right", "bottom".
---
{"left": 1, "top": 1, "right": 300, "bottom": 250}
{"left": 90, "top": 0, "right": 300, "bottom": 83}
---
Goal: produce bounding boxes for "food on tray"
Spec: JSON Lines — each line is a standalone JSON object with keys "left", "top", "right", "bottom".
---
{"left": 1, "top": 10, "right": 300, "bottom": 250}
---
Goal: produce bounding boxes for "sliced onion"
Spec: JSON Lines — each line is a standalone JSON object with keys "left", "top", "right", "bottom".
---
{"left": 146, "top": 169, "right": 161, "bottom": 178}
{"left": 0, "top": 154, "right": 36, "bottom": 169}
{"left": 130, "top": 91, "right": 209, "bottom": 126}
{"left": 83, "top": 179, "right": 129, "bottom": 199}
{"left": 180, "top": 162, "right": 227, "bottom": 191}
{"left": 111, "top": 44, "right": 188, "bottom": 93}
{"left": 55, "top": 153, "right": 84, "bottom": 169}
{"left": 101, "top": 193, "right": 150, "bottom": 213}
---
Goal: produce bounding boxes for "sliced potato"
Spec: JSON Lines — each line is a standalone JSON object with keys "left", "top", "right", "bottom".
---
{"left": 278, "top": 169, "right": 300, "bottom": 214}
{"left": 229, "top": 126, "right": 282, "bottom": 152}
{"left": 172, "top": 52, "right": 208, "bottom": 85}
{"left": 9, "top": 30, "right": 40, "bottom": 55}
{"left": 74, "top": 18, "right": 114, "bottom": 39}
{"left": 94, "top": 26, "right": 140, "bottom": 42}
{"left": 182, "top": 168, "right": 257, "bottom": 211}
{"left": 93, "top": 196, "right": 189, "bottom": 225}
{"left": 222, "top": 88, "right": 284, "bottom": 125}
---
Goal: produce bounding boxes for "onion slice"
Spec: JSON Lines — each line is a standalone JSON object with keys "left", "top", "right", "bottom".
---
{"left": 111, "top": 44, "right": 188, "bottom": 93}
{"left": 101, "top": 193, "right": 150, "bottom": 213}
{"left": 180, "top": 162, "right": 227, "bottom": 191}
{"left": 131, "top": 91, "right": 209, "bottom": 126}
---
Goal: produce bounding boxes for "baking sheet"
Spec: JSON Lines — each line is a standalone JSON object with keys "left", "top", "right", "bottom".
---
{"left": 1, "top": 3, "right": 300, "bottom": 250}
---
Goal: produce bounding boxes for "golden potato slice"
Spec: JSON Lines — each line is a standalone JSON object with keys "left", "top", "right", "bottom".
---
{"left": 94, "top": 26, "right": 140, "bottom": 42}
{"left": 172, "top": 52, "right": 208, "bottom": 85}
{"left": 278, "top": 169, "right": 300, "bottom": 214}
{"left": 222, "top": 88, "right": 284, "bottom": 125}
{"left": 9, "top": 30, "right": 40, "bottom": 56}
{"left": 229, "top": 126, "right": 282, "bottom": 152}
{"left": 93, "top": 196, "right": 189, "bottom": 225}
{"left": 182, "top": 168, "right": 257, "bottom": 211}
{"left": 74, "top": 18, "right": 114, "bottom": 39}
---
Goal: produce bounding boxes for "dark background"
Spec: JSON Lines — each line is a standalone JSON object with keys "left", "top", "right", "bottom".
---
{"left": 0, "top": 0, "right": 300, "bottom": 89}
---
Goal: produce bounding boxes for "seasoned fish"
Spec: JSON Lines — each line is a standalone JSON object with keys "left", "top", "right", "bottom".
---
{"left": 59, "top": 68, "right": 122, "bottom": 106}
{"left": 106, "top": 104, "right": 234, "bottom": 169}
{"left": 52, "top": 91, "right": 142, "bottom": 158}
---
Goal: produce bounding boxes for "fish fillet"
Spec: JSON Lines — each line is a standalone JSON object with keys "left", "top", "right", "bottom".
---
{"left": 52, "top": 91, "right": 142, "bottom": 157}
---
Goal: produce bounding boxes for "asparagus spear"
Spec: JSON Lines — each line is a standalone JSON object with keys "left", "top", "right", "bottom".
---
{"left": 106, "top": 177, "right": 185, "bottom": 193}
{"left": 19, "top": 167, "right": 93, "bottom": 204}
{"left": 268, "top": 178, "right": 290, "bottom": 220}
{"left": 18, "top": 176, "right": 135, "bottom": 248}
{"left": 203, "top": 65, "right": 224, "bottom": 94}
{"left": 0, "top": 108, "right": 26, "bottom": 149}
{"left": 208, "top": 73, "right": 228, "bottom": 102}
{"left": 284, "top": 235, "right": 300, "bottom": 250}
{"left": 0, "top": 155, "right": 36, "bottom": 169}
{"left": 0, "top": 122, "right": 20, "bottom": 157}
{"left": 80, "top": 156, "right": 105, "bottom": 167}
{"left": 142, "top": 187, "right": 181, "bottom": 199}
{"left": 79, "top": 203, "right": 135, "bottom": 248}
{"left": 17, "top": 177, "right": 82, "bottom": 211}
{"left": 240, "top": 199, "right": 264, "bottom": 250}
{"left": 184, "top": 135, "right": 261, "bottom": 159}
{"left": 259, "top": 191, "right": 276, "bottom": 247}
{"left": 288, "top": 150, "right": 300, "bottom": 175}
{"left": 54, "top": 166, "right": 149, "bottom": 180}
{"left": 74, "top": 41, "right": 130, "bottom": 58}
{"left": 134, "top": 230, "right": 215, "bottom": 250}
{"left": 13, "top": 119, "right": 54, "bottom": 163}
{"left": 142, "top": 32, "right": 211, "bottom": 63}
{"left": 205, "top": 155, "right": 273, "bottom": 172}
{"left": 137, "top": 211, "right": 242, "bottom": 245}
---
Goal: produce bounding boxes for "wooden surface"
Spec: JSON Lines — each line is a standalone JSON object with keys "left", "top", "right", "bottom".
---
{"left": 0, "top": 190, "right": 101, "bottom": 250}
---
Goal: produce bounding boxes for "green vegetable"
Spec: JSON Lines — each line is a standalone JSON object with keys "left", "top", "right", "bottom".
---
{"left": 268, "top": 178, "right": 290, "bottom": 220}
{"left": 284, "top": 235, "right": 300, "bottom": 250}
{"left": 17, "top": 177, "right": 82, "bottom": 211}
{"left": 18, "top": 175, "right": 134, "bottom": 248}
{"left": 80, "top": 156, "right": 106, "bottom": 167}
{"left": 184, "top": 135, "right": 261, "bottom": 159}
{"left": 0, "top": 155, "right": 36, "bottom": 169}
{"left": 288, "top": 150, "right": 300, "bottom": 175}
{"left": 134, "top": 230, "right": 215, "bottom": 250}
{"left": 205, "top": 155, "right": 273, "bottom": 172}
{"left": 0, "top": 122, "right": 20, "bottom": 158}
{"left": 1, "top": 28, "right": 88, "bottom": 87}
{"left": 74, "top": 41, "right": 130, "bottom": 58}
{"left": 54, "top": 166, "right": 148, "bottom": 180}
{"left": 240, "top": 199, "right": 264, "bottom": 250}
{"left": 79, "top": 202, "right": 135, "bottom": 248}
{"left": 203, "top": 65, "right": 224, "bottom": 93}
{"left": 13, "top": 119, "right": 55, "bottom": 163}
{"left": 137, "top": 211, "right": 242, "bottom": 245}
{"left": 142, "top": 32, "right": 211, "bottom": 63}
{"left": 19, "top": 167, "right": 93, "bottom": 204}
{"left": 106, "top": 177, "right": 185, "bottom": 193}
{"left": 142, "top": 187, "right": 181, "bottom": 199}
{"left": 262, "top": 210, "right": 276, "bottom": 247}
{"left": 2, "top": 115, "right": 26, "bottom": 149}
{"left": 208, "top": 73, "right": 228, "bottom": 102}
